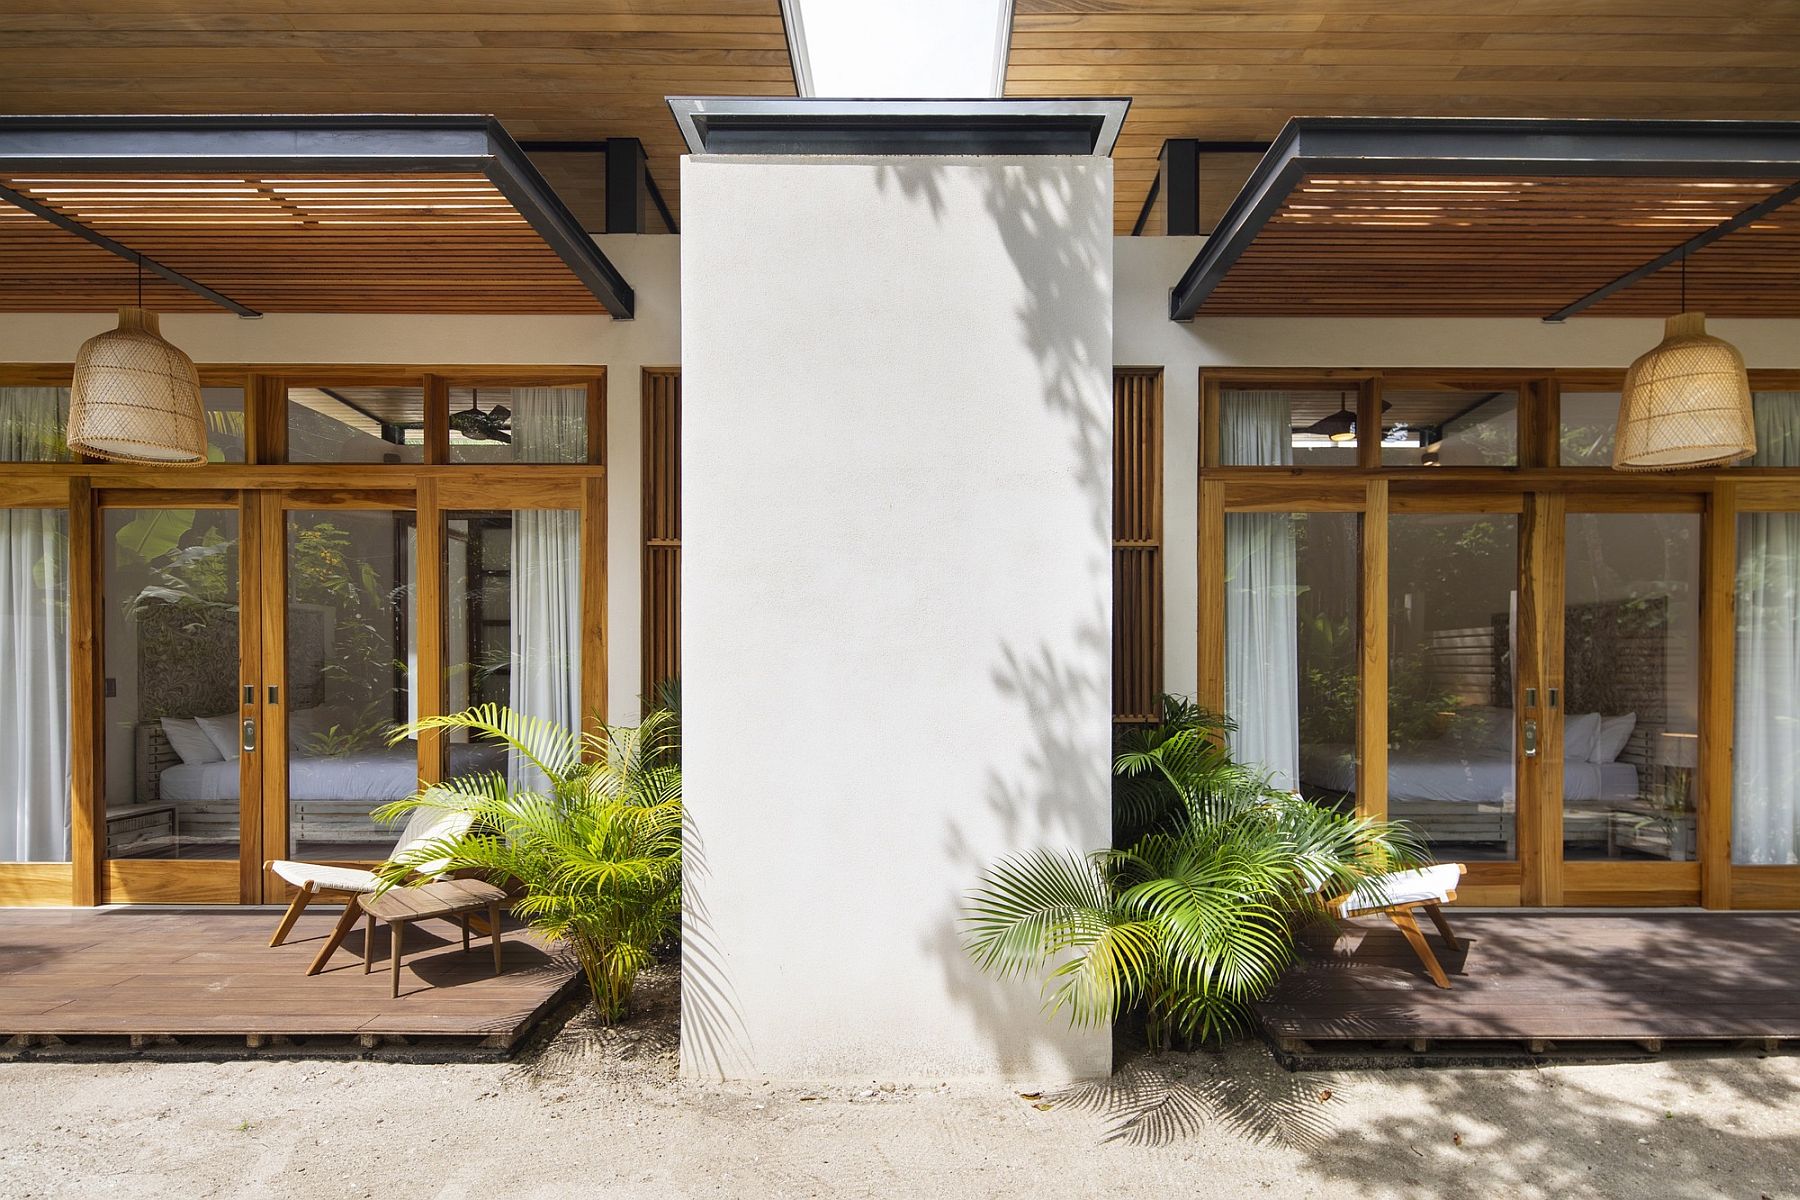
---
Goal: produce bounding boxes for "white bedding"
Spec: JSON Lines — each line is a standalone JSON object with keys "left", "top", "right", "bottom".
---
{"left": 159, "top": 743, "right": 507, "bottom": 803}
{"left": 1299, "top": 742, "right": 1639, "bottom": 805}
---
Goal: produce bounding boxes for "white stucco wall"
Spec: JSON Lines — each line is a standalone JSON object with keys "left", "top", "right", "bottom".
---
{"left": 0, "top": 235, "right": 679, "bottom": 727}
{"left": 679, "top": 155, "right": 1115, "bottom": 1082}
{"left": 1114, "top": 235, "right": 1800, "bottom": 703}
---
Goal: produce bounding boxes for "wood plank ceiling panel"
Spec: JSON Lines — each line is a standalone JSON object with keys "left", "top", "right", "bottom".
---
{"left": 0, "top": 172, "right": 604, "bottom": 312}
{"left": 1200, "top": 175, "right": 1800, "bottom": 318}
{"left": 0, "top": 1, "right": 799, "bottom": 230}
{"left": 1004, "top": 0, "right": 1800, "bottom": 235}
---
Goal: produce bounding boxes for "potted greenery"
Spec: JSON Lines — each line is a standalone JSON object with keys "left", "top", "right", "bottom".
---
{"left": 964, "top": 696, "right": 1421, "bottom": 1051}
{"left": 374, "top": 704, "right": 681, "bottom": 1022}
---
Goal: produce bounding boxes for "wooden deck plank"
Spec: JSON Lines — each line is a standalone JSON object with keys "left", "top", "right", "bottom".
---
{"left": 1255, "top": 912, "right": 1800, "bottom": 1050}
{"left": 0, "top": 907, "right": 577, "bottom": 1049}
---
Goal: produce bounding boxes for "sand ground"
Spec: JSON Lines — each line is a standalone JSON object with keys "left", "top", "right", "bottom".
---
{"left": 2, "top": 965, "right": 1796, "bottom": 1200}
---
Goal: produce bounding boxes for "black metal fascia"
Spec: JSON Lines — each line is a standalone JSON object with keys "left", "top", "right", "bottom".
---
{"left": 667, "top": 98, "right": 1131, "bottom": 158}
{"left": 0, "top": 114, "right": 635, "bottom": 318}
{"left": 480, "top": 119, "right": 635, "bottom": 317}
{"left": 1168, "top": 116, "right": 1800, "bottom": 322}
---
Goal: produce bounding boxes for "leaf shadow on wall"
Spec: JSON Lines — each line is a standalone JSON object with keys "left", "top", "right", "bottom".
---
{"left": 874, "top": 157, "right": 1118, "bottom": 1078}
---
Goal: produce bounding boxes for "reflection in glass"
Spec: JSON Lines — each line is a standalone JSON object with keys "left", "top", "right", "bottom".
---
{"left": 1380, "top": 387, "right": 1517, "bottom": 466}
{"left": 201, "top": 387, "right": 247, "bottom": 462}
{"left": 448, "top": 387, "right": 588, "bottom": 464}
{"left": 104, "top": 508, "right": 241, "bottom": 860}
{"left": 1220, "top": 388, "right": 1359, "bottom": 466}
{"left": 1562, "top": 513, "right": 1700, "bottom": 861}
{"left": 1388, "top": 514, "right": 1520, "bottom": 860}
{"left": 287, "top": 386, "right": 425, "bottom": 463}
{"left": 445, "top": 509, "right": 581, "bottom": 793}
{"left": 285, "top": 509, "right": 417, "bottom": 859}
{"left": 1560, "top": 391, "right": 1622, "bottom": 466}
{"left": 1, "top": 506, "right": 70, "bottom": 861}
{"left": 0, "top": 387, "right": 72, "bottom": 461}
{"left": 1226, "top": 511, "right": 1359, "bottom": 806}
{"left": 1734, "top": 391, "right": 1800, "bottom": 864}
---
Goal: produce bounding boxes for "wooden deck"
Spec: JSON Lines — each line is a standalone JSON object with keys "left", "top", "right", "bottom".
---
{"left": 0, "top": 906, "right": 580, "bottom": 1058}
{"left": 1256, "top": 911, "right": 1800, "bottom": 1066}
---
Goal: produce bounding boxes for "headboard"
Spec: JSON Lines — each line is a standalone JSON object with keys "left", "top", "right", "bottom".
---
{"left": 135, "top": 721, "right": 183, "bottom": 803}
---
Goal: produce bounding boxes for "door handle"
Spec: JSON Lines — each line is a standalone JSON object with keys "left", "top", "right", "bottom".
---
{"left": 1522, "top": 718, "right": 1538, "bottom": 758}
{"left": 242, "top": 718, "right": 257, "bottom": 754}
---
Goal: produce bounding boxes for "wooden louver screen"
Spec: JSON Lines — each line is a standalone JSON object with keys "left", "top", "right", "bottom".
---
{"left": 641, "top": 368, "right": 681, "bottom": 708}
{"left": 1113, "top": 368, "right": 1163, "bottom": 722}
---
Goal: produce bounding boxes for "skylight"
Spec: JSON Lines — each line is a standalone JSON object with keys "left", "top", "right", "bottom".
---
{"left": 782, "top": 0, "right": 1013, "bottom": 99}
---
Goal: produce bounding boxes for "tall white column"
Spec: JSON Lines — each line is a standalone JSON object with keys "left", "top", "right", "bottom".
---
{"left": 680, "top": 154, "right": 1114, "bottom": 1081}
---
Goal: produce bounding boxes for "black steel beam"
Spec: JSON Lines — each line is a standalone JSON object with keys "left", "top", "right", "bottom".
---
{"left": 605, "top": 137, "right": 648, "bottom": 233}
{"left": 0, "top": 181, "right": 260, "bottom": 317}
{"left": 667, "top": 98, "right": 1130, "bottom": 158}
{"left": 644, "top": 168, "right": 678, "bottom": 235}
{"left": 0, "top": 115, "right": 636, "bottom": 318}
{"left": 1169, "top": 116, "right": 1800, "bottom": 321}
{"left": 1159, "top": 139, "right": 1200, "bottom": 236}
{"left": 1131, "top": 173, "right": 1161, "bottom": 237}
{"left": 1543, "top": 179, "right": 1800, "bottom": 321}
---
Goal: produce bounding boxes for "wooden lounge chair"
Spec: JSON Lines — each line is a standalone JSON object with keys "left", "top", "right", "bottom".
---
{"left": 1328, "top": 862, "right": 1467, "bottom": 989}
{"left": 265, "top": 805, "right": 474, "bottom": 976}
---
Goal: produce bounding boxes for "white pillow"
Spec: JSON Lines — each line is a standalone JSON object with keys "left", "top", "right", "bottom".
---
{"left": 1592, "top": 712, "right": 1637, "bottom": 764}
{"left": 196, "top": 712, "right": 241, "bottom": 761}
{"left": 160, "top": 717, "right": 222, "bottom": 766}
{"left": 1564, "top": 712, "right": 1602, "bottom": 764}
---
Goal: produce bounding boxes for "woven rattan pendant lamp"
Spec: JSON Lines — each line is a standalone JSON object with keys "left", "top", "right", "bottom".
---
{"left": 67, "top": 256, "right": 207, "bottom": 465}
{"left": 1613, "top": 253, "right": 1755, "bottom": 471}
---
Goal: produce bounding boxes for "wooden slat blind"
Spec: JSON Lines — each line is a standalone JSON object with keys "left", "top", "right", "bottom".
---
{"left": 641, "top": 368, "right": 681, "bottom": 707}
{"left": 1114, "top": 368, "right": 1164, "bottom": 722}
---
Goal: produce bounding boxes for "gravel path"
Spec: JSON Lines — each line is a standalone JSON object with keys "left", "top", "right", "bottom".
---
{"left": 3, "top": 966, "right": 1797, "bottom": 1200}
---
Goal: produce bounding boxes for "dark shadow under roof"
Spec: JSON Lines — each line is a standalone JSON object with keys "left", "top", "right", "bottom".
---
{"left": 0, "top": 115, "right": 634, "bottom": 318}
{"left": 1170, "top": 117, "right": 1800, "bottom": 322}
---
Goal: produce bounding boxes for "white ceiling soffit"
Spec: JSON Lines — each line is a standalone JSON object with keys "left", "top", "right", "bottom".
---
{"left": 781, "top": 0, "right": 1014, "bottom": 99}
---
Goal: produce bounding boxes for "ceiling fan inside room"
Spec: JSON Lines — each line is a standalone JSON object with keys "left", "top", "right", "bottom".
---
{"left": 449, "top": 388, "right": 512, "bottom": 443}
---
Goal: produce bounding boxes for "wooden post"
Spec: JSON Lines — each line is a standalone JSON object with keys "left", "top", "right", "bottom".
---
{"left": 1699, "top": 480, "right": 1737, "bottom": 908}
{"left": 1197, "top": 479, "right": 1226, "bottom": 716}
{"left": 1358, "top": 481, "right": 1389, "bottom": 820}
{"left": 416, "top": 478, "right": 445, "bottom": 783}
{"left": 67, "top": 478, "right": 102, "bottom": 906}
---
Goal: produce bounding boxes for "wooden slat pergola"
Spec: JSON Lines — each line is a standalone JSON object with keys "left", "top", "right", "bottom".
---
{"left": 0, "top": 115, "right": 636, "bottom": 317}
{"left": 1170, "top": 117, "right": 1800, "bottom": 322}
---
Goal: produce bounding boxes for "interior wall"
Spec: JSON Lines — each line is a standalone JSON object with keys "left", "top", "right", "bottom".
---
{"left": 0, "top": 234, "right": 679, "bottom": 729}
{"left": 1115, "top": 235, "right": 1800, "bottom": 704}
{"left": 680, "top": 154, "right": 1115, "bottom": 1083}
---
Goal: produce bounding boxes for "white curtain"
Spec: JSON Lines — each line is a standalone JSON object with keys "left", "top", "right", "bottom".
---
{"left": 1, "top": 388, "right": 72, "bottom": 861}
{"left": 1734, "top": 392, "right": 1800, "bottom": 864}
{"left": 1222, "top": 392, "right": 1301, "bottom": 789}
{"left": 509, "top": 388, "right": 584, "bottom": 791}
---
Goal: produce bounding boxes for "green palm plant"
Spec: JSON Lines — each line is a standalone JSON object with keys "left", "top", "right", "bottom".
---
{"left": 372, "top": 704, "right": 681, "bottom": 1022}
{"left": 966, "top": 695, "right": 1421, "bottom": 1051}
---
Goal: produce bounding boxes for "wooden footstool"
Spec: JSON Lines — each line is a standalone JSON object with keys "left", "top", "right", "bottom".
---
{"left": 361, "top": 879, "right": 508, "bottom": 998}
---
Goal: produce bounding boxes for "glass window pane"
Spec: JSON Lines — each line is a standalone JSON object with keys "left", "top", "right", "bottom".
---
{"left": 1381, "top": 387, "right": 1517, "bottom": 467}
{"left": 1220, "top": 388, "right": 1359, "bottom": 466}
{"left": 1389, "top": 513, "right": 1520, "bottom": 860}
{"left": 202, "top": 387, "right": 247, "bottom": 463}
{"left": 1, "top": 507, "right": 71, "bottom": 862}
{"left": 1562, "top": 512, "right": 1700, "bottom": 862}
{"left": 1560, "top": 391, "right": 1621, "bottom": 466}
{"left": 1735, "top": 507, "right": 1800, "bottom": 864}
{"left": 1744, "top": 391, "right": 1800, "bottom": 468}
{"left": 104, "top": 507, "right": 240, "bottom": 860}
{"left": 1, "top": 387, "right": 72, "bottom": 462}
{"left": 448, "top": 387, "right": 588, "bottom": 464}
{"left": 287, "top": 386, "right": 423, "bottom": 463}
{"left": 445, "top": 509, "right": 582, "bottom": 791}
{"left": 1225, "top": 511, "right": 1359, "bottom": 804}
{"left": 286, "top": 509, "right": 416, "bottom": 859}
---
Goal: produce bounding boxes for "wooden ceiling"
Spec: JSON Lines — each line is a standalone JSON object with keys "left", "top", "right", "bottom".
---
{"left": 0, "top": 1, "right": 798, "bottom": 230}
{"left": 1196, "top": 174, "right": 1800, "bottom": 318}
{"left": 1003, "top": 0, "right": 1800, "bottom": 235}
{"left": 0, "top": 172, "right": 605, "bottom": 313}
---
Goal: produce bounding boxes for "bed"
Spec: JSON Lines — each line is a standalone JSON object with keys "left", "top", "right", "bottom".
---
{"left": 132, "top": 722, "right": 506, "bottom": 852}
